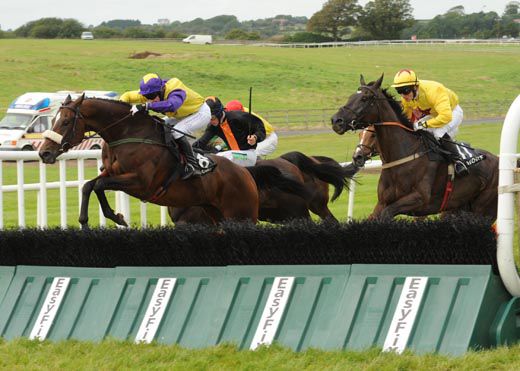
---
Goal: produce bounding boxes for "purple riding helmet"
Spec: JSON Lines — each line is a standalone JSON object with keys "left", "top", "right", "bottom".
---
{"left": 139, "top": 73, "right": 164, "bottom": 96}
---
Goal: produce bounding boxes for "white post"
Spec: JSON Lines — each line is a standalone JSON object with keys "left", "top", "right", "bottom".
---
{"left": 161, "top": 206, "right": 168, "bottom": 226}
{"left": 77, "top": 158, "right": 85, "bottom": 217}
{"left": 497, "top": 94, "right": 520, "bottom": 297}
{"left": 39, "top": 162, "right": 47, "bottom": 228}
{"left": 140, "top": 202, "right": 147, "bottom": 228}
{"left": 0, "top": 160, "right": 3, "bottom": 229}
{"left": 16, "top": 159, "right": 25, "bottom": 228}
{"left": 59, "top": 159, "right": 67, "bottom": 228}
{"left": 347, "top": 178, "right": 356, "bottom": 221}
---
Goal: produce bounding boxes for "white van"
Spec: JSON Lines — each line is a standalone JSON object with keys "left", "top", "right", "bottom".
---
{"left": 0, "top": 90, "right": 118, "bottom": 151}
{"left": 182, "top": 35, "right": 212, "bottom": 45}
{"left": 81, "top": 31, "right": 94, "bottom": 40}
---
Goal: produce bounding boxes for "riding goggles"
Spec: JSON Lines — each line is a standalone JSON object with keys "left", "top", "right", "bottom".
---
{"left": 395, "top": 86, "right": 414, "bottom": 95}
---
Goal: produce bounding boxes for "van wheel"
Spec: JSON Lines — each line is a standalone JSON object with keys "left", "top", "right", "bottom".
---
{"left": 22, "top": 145, "right": 34, "bottom": 151}
{"left": 90, "top": 144, "right": 101, "bottom": 150}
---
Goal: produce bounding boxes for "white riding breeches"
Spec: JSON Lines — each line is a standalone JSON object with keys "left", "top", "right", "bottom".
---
{"left": 217, "top": 149, "right": 257, "bottom": 167}
{"left": 166, "top": 102, "right": 211, "bottom": 139}
{"left": 427, "top": 105, "right": 464, "bottom": 139}
{"left": 255, "top": 132, "right": 278, "bottom": 157}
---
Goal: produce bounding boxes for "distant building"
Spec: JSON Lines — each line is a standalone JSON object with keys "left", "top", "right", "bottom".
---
{"left": 157, "top": 19, "right": 170, "bottom": 26}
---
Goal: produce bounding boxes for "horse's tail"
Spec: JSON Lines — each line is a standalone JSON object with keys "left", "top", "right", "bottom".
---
{"left": 246, "top": 165, "right": 310, "bottom": 200}
{"left": 280, "top": 151, "right": 358, "bottom": 202}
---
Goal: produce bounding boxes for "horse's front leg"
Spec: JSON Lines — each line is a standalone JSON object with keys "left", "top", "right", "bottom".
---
{"left": 92, "top": 173, "right": 142, "bottom": 227}
{"left": 368, "top": 202, "right": 386, "bottom": 219}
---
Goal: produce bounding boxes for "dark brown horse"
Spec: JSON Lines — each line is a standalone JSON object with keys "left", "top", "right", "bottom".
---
{"left": 331, "top": 74, "right": 498, "bottom": 220}
{"left": 38, "top": 95, "right": 303, "bottom": 227}
{"left": 170, "top": 151, "right": 358, "bottom": 224}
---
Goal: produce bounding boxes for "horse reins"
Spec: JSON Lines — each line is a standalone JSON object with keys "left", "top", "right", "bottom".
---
{"left": 55, "top": 104, "right": 167, "bottom": 149}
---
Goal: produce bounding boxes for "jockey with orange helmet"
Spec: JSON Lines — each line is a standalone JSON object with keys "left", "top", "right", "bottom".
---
{"left": 392, "top": 69, "right": 470, "bottom": 175}
{"left": 120, "top": 73, "right": 210, "bottom": 179}
{"left": 193, "top": 96, "right": 266, "bottom": 167}
{"left": 225, "top": 100, "right": 278, "bottom": 158}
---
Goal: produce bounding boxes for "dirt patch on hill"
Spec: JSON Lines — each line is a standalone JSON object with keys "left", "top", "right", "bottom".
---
{"left": 129, "top": 51, "right": 163, "bottom": 59}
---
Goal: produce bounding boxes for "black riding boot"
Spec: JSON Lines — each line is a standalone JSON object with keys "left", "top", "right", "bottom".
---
{"left": 440, "top": 135, "right": 468, "bottom": 176}
{"left": 175, "top": 136, "right": 202, "bottom": 180}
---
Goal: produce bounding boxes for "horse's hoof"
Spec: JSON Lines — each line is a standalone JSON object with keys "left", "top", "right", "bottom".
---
{"left": 80, "top": 223, "right": 90, "bottom": 231}
{"left": 116, "top": 213, "right": 128, "bottom": 227}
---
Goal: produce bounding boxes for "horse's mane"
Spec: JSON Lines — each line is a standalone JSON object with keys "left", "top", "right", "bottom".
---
{"left": 85, "top": 97, "right": 162, "bottom": 126}
{"left": 87, "top": 97, "right": 131, "bottom": 108}
{"left": 380, "top": 88, "right": 413, "bottom": 129}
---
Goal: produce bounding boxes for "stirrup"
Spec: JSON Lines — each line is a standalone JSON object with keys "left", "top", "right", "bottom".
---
{"left": 181, "top": 164, "right": 201, "bottom": 180}
{"left": 454, "top": 160, "right": 469, "bottom": 176}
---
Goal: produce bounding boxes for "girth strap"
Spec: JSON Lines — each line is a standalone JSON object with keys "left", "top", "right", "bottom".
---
{"left": 381, "top": 151, "right": 428, "bottom": 170}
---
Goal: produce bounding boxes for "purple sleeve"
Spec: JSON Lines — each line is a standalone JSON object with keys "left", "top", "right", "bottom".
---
{"left": 148, "top": 89, "right": 186, "bottom": 113}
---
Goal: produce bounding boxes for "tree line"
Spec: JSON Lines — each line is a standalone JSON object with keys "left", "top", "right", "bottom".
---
{"left": 1, "top": 0, "right": 519, "bottom": 41}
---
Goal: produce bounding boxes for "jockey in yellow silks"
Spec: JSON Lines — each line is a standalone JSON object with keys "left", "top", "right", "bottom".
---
{"left": 392, "top": 69, "right": 471, "bottom": 175}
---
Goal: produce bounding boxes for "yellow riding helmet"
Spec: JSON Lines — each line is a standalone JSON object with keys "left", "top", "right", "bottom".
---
{"left": 392, "top": 69, "right": 419, "bottom": 88}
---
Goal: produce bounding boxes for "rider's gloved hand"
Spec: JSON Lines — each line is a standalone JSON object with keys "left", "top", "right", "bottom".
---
{"left": 130, "top": 103, "right": 148, "bottom": 115}
{"left": 414, "top": 118, "right": 428, "bottom": 131}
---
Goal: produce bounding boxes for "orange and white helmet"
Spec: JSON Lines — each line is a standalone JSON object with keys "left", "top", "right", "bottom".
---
{"left": 392, "top": 69, "right": 419, "bottom": 88}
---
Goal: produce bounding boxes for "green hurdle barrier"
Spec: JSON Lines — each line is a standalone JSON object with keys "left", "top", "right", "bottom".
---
{"left": 0, "top": 264, "right": 515, "bottom": 355}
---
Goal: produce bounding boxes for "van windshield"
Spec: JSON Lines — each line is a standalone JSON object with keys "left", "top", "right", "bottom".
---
{"left": 0, "top": 113, "right": 35, "bottom": 129}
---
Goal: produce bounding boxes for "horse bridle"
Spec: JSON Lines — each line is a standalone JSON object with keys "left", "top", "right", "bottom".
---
{"left": 57, "top": 105, "right": 84, "bottom": 152}
{"left": 355, "top": 127, "right": 379, "bottom": 159}
{"left": 340, "top": 85, "right": 387, "bottom": 130}
{"left": 44, "top": 102, "right": 133, "bottom": 153}
{"left": 41, "top": 104, "right": 85, "bottom": 154}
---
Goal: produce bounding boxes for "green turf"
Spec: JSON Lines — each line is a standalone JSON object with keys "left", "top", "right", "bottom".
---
{"left": 1, "top": 339, "right": 520, "bottom": 370}
{"left": 0, "top": 39, "right": 519, "bottom": 113}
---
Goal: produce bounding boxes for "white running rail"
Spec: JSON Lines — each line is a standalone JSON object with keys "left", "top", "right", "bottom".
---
{"left": 497, "top": 95, "right": 520, "bottom": 297}
{"left": 0, "top": 150, "right": 168, "bottom": 229}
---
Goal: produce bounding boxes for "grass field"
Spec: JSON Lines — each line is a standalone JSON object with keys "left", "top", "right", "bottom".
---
{"left": 1, "top": 39, "right": 520, "bottom": 112}
{"left": 1, "top": 339, "right": 520, "bottom": 370}
{"left": 0, "top": 40, "right": 519, "bottom": 366}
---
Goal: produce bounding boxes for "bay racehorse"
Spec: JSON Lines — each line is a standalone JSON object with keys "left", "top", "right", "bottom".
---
{"left": 39, "top": 94, "right": 304, "bottom": 227}
{"left": 169, "top": 151, "right": 359, "bottom": 224}
{"left": 331, "top": 74, "right": 498, "bottom": 220}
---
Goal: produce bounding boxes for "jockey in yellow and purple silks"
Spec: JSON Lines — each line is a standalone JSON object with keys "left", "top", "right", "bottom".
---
{"left": 120, "top": 73, "right": 210, "bottom": 179}
{"left": 392, "top": 69, "right": 471, "bottom": 175}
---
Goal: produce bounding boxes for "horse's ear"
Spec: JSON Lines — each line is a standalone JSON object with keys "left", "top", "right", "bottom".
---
{"left": 374, "top": 73, "right": 384, "bottom": 89}
{"left": 76, "top": 92, "right": 85, "bottom": 105}
{"left": 360, "top": 74, "right": 366, "bottom": 86}
{"left": 63, "top": 95, "right": 72, "bottom": 105}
